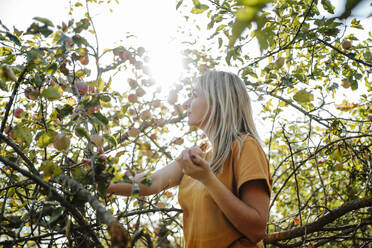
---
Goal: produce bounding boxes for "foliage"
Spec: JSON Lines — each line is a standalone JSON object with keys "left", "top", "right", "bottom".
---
{"left": 0, "top": 0, "right": 371, "bottom": 247}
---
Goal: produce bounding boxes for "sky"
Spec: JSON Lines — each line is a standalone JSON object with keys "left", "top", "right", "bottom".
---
{"left": 0, "top": 0, "right": 371, "bottom": 139}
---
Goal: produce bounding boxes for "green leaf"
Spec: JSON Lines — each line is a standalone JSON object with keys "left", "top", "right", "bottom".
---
{"left": 0, "top": 79, "right": 8, "bottom": 91}
{"left": 191, "top": 4, "right": 209, "bottom": 14}
{"left": 293, "top": 89, "right": 314, "bottom": 104}
{"left": 93, "top": 112, "right": 109, "bottom": 125}
{"left": 104, "top": 134, "right": 117, "bottom": 147}
{"left": 37, "top": 131, "right": 57, "bottom": 148}
{"left": 321, "top": 0, "right": 335, "bottom": 14}
{"left": 176, "top": 0, "right": 183, "bottom": 10}
{"left": 46, "top": 63, "right": 58, "bottom": 75}
{"left": 351, "top": 18, "right": 363, "bottom": 30}
{"left": 13, "top": 125, "right": 33, "bottom": 145}
{"left": 56, "top": 104, "right": 74, "bottom": 119}
{"left": 100, "top": 95, "right": 111, "bottom": 102}
{"left": 6, "top": 32, "right": 21, "bottom": 46}
{"left": 33, "top": 17, "right": 54, "bottom": 27}
{"left": 41, "top": 87, "right": 61, "bottom": 101}
{"left": 97, "top": 77, "right": 104, "bottom": 92}
{"left": 75, "top": 127, "right": 90, "bottom": 139}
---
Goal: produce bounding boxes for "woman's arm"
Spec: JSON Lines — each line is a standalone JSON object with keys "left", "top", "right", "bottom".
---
{"left": 177, "top": 149, "right": 270, "bottom": 244}
{"left": 203, "top": 177, "right": 269, "bottom": 243}
{"left": 107, "top": 159, "right": 184, "bottom": 197}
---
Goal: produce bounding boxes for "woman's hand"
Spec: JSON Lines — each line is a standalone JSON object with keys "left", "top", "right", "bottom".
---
{"left": 175, "top": 147, "right": 214, "bottom": 184}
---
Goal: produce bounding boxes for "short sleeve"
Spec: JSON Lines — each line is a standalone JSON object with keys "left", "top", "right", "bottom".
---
{"left": 233, "top": 136, "right": 272, "bottom": 198}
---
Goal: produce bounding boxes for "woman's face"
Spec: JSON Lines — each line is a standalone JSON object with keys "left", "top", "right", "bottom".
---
{"left": 183, "top": 86, "right": 209, "bottom": 130}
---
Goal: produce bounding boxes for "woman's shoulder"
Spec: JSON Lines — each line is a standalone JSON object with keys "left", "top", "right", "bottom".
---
{"left": 233, "top": 133, "right": 259, "bottom": 147}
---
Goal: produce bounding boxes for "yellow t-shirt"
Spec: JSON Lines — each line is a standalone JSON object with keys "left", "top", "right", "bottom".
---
{"left": 178, "top": 134, "right": 272, "bottom": 248}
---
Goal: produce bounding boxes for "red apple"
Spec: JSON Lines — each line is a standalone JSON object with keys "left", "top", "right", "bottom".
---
{"left": 128, "top": 93, "right": 137, "bottom": 103}
{"left": 128, "top": 127, "right": 139, "bottom": 137}
{"left": 150, "top": 133, "right": 157, "bottom": 140}
{"left": 140, "top": 110, "right": 152, "bottom": 121}
{"left": 53, "top": 133, "right": 70, "bottom": 151}
{"left": 341, "top": 40, "right": 351, "bottom": 50}
{"left": 128, "top": 108, "right": 136, "bottom": 115}
{"left": 156, "top": 119, "right": 165, "bottom": 127}
{"left": 87, "top": 106, "right": 99, "bottom": 116}
{"left": 119, "top": 51, "right": 131, "bottom": 61}
{"left": 90, "top": 134, "right": 104, "bottom": 147}
{"left": 129, "top": 79, "right": 138, "bottom": 89}
{"left": 76, "top": 82, "right": 88, "bottom": 95}
{"left": 66, "top": 38, "right": 73, "bottom": 46}
{"left": 136, "top": 88, "right": 145, "bottom": 97}
{"left": 25, "top": 87, "right": 40, "bottom": 100}
{"left": 368, "top": 114, "right": 372, "bottom": 121}
{"left": 14, "top": 108, "right": 24, "bottom": 118}
{"left": 173, "top": 137, "right": 184, "bottom": 145}
{"left": 80, "top": 56, "right": 89, "bottom": 65}
{"left": 342, "top": 80, "right": 350, "bottom": 89}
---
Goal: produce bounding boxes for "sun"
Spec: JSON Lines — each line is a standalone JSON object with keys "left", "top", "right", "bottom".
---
{"left": 146, "top": 43, "right": 183, "bottom": 91}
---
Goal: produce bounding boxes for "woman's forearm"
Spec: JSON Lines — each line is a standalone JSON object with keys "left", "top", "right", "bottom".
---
{"left": 107, "top": 181, "right": 158, "bottom": 196}
{"left": 202, "top": 175, "right": 267, "bottom": 243}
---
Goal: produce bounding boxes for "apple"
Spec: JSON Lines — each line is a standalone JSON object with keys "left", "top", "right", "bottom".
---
{"left": 87, "top": 106, "right": 99, "bottom": 115}
{"left": 173, "top": 137, "right": 184, "bottom": 145}
{"left": 137, "top": 47, "right": 145, "bottom": 57}
{"left": 150, "top": 133, "right": 157, "bottom": 140}
{"left": 341, "top": 80, "right": 350, "bottom": 89}
{"left": 4, "top": 126, "right": 14, "bottom": 139}
{"left": 154, "top": 227, "right": 161, "bottom": 233}
{"left": 90, "top": 134, "right": 104, "bottom": 147}
{"left": 119, "top": 51, "right": 131, "bottom": 61}
{"left": 53, "top": 133, "right": 70, "bottom": 151}
{"left": 128, "top": 127, "right": 139, "bottom": 137}
{"left": 129, "top": 79, "right": 138, "bottom": 89}
{"left": 368, "top": 114, "right": 372, "bottom": 121}
{"left": 76, "top": 82, "right": 88, "bottom": 95}
{"left": 14, "top": 108, "right": 24, "bottom": 118}
{"left": 136, "top": 88, "right": 145, "bottom": 97}
{"left": 128, "top": 108, "right": 136, "bottom": 115}
{"left": 128, "top": 93, "right": 137, "bottom": 103}
{"left": 143, "top": 150, "right": 152, "bottom": 157}
{"left": 341, "top": 40, "right": 351, "bottom": 50}
{"left": 80, "top": 56, "right": 89, "bottom": 65}
{"left": 156, "top": 119, "right": 165, "bottom": 127}
{"left": 25, "top": 87, "right": 40, "bottom": 100}
{"left": 156, "top": 202, "right": 167, "bottom": 208}
{"left": 66, "top": 38, "right": 73, "bottom": 46}
{"left": 140, "top": 110, "right": 152, "bottom": 121}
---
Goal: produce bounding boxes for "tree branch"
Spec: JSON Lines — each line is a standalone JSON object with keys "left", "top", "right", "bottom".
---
{"left": 265, "top": 196, "right": 372, "bottom": 243}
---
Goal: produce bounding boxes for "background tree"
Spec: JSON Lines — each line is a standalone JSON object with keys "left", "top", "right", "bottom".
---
{"left": 0, "top": 0, "right": 371, "bottom": 247}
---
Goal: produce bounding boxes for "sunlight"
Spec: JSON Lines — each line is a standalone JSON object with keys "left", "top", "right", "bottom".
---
{"left": 146, "top": 43, "right": 184, "bottom": 91}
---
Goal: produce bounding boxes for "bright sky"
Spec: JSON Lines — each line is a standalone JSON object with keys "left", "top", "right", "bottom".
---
{"left": 1, "top": 0, "right": 371, "bottom": 139}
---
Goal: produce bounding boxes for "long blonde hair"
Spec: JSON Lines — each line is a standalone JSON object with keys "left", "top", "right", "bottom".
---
{"left": 197, "top": 71, "right": 261, "bottom": 174}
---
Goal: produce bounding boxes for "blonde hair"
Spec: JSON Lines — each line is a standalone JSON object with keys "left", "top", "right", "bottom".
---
{"left": 197, "top": 71, "right": 261, "bottom": 174}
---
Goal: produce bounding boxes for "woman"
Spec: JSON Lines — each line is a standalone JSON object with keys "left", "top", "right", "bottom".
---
{"left": 108, "top": 71, "right": 272, "bottom": 247}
